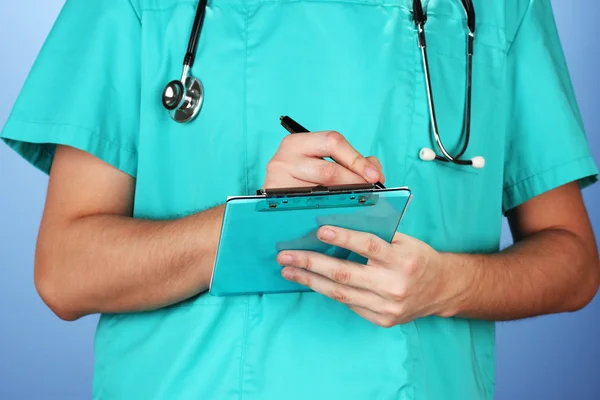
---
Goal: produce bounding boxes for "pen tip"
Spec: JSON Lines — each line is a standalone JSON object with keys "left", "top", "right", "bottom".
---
{"left": 279, "top": 116, "right": 284, "bottom": 121}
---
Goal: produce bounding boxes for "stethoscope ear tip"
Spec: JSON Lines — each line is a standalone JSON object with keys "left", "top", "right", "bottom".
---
{"left": 470, "top": 156, "right": 485, "bottom": 169}
{"left": 419, "top": 148, "right": 437, "bottom": 161}
{"left": 420, "top": 148, "right": 485, "bottom": 169}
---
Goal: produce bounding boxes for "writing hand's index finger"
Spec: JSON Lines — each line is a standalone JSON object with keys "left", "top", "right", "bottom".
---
{"left": 279, "top": 130, "right": 383, "bottom": 184}
{"left": 320, "top": 131, "right": 383, "bottom": 184}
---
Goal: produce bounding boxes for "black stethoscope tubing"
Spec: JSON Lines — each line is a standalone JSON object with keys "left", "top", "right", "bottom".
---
{"left": 161, "top": 0, "right": 208, "bottom": 122}
{"left": 413, "top": 0, "right": 483, "bottom": 168}
{"left": 162, "top": 0, "right": 483, "bottom": 168}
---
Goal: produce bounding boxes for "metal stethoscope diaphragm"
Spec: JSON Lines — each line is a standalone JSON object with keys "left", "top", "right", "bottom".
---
{"left": 162, "top": 0, "right": 208, "bottom": 123}
{"left": 163, "top": 0, "right": 484, "bottom": 169}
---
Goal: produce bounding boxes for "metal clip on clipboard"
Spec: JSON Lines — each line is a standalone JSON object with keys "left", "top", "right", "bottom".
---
{"left": 255, "top": 183, "right": 384, "bottom": 211}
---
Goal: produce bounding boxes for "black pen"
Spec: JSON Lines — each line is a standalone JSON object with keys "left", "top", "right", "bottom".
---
{"left": 280, "top": 115, "right": 309, "bottom": 134}
{"left": 279, "top": 116, "right": 386, "bottom": 189}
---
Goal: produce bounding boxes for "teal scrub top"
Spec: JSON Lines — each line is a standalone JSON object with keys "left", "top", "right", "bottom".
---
{"left": 2, "top": 0, "right": 598, "bottom": 398}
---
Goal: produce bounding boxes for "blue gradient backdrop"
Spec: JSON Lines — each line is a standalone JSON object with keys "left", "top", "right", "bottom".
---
{"left": 0, "top": 1, "right": 598, "bottom": 399}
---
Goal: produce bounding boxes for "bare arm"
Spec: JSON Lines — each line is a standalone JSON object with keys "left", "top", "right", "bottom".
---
{"left": 448, "top": 182, "right": 600, "bottom": 320}
{"left": 37, "top": 133, "right": 383, "bottom": 321}
{"left": 273, "top": 182, "right": 600, "bottom": 326}
{"left": 35, "top": 145, "right": 224, "bottom": 321}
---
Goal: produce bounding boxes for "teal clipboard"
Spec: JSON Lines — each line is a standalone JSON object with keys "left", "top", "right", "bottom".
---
{"left": 209, "top": 183, "right": 412, "bottom": 296}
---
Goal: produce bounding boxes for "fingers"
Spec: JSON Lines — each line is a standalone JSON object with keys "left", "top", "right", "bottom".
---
{"left": 262, "top": 176, "right": 312, "bottom": 189}
{"left": 316, "top": 226, "right": 393, "bottom": 263}
{"left": 279, "top": 131, "right": 384, "bottom": 184}
{"left": 277, "top": 250, "right": 382, "bottom": 292}
{"left": 279, "top": 259, "right": 405, "bottom": 327}
{"left": 366, "top": 156, "right": 385, "bottom": 184}
{"left": 348, "top": 306, "right": 396, "bottom": 328}
{"left": 280, "top": 265, "right": 388, "bottom": 310}
{"left": 366, "top": 156, "right": 381, "bottom": 171}
{"left": 288, "top": 157, "right": 369, "bottom": 186}
{"left": 262, "top": 163, "right": 314, "bottom": 189}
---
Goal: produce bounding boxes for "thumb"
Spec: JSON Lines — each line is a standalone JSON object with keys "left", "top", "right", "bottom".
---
{"left": 366, "top": 156, "right": 385, "bottom": 184}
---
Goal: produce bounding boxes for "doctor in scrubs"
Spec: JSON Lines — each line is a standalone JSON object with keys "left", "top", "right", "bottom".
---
{"left": 2, "top": 0, "right": 599, "bottom": 398}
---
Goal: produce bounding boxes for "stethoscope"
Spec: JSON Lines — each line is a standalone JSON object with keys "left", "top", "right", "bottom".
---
{"left": 414, "top": 0, "right": 485, "bottom": 168}
{"left": 162, "top": 0, "right": 484, "bottom": 169}
{"left": 161, "top": 0, "right": 208, "bottom": 123}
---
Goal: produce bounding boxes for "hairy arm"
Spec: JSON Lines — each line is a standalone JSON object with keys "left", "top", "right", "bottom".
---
{"left": 448, "top": 182, "right": 600, "bottom": 320}
{"left": 35, "top": 145, "right": 223, "bottom": 321}
{"left": 265, "top": 181, "right": 598, "bottom": 326}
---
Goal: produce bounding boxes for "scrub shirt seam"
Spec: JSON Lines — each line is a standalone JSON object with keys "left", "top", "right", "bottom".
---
{"left": 5, "top": 117, "right": 138, "bottom": 156}
{"left": 143, "top": 0, "right": 410, "bottom": 10}
{"left": 140, "top": 0, "right": 505, "bottom": 37}
{"left": 403, "top": 324, "right": 417, "bottom": 400}
{"left": 238, "top": 298, "right": 250, "bottom": 399}
{"left": 424, "top": 13, "right": 507, "bottom": 33}
{"left": 404, "top": 22, "right": 418, "bottom": 180}
{"left": 238, "top": 8, "right": 250, "bottom": 398}
{"left": 502, "top": 154, "right": 594, "bottom": 192}
{"left": 143, "top": 4, "right": 242, "bottom": 12}
{"left": 422, "top": 49, "right": 504, "bottom": 67}
{"left": 403, "top": 28, "right": 418, "bottom": 400}
{"left": 505, "top": 0, "right": 534, "bottom": 55}
{"left": 127, "top": 0, "right": 142, "bottom": 22}
{"left": 242, "top": 7, "right": 249, "bottom": 195}
{"left": 250, "top": 0, "right": 411, "bottom": 8}
{"left": 145, "top": 0, "right": 511, "bottom": 21}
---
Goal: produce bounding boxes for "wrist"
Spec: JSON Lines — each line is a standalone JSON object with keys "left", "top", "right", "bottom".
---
{"left": 435, "top": 252, "right": 479, "bottom": 318}
{"left": 189, "top": 204, "right": 226, "bottom": 289}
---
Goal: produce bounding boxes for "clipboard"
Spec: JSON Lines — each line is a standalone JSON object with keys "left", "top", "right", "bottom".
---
{"left": 209, "top": 183, "right": 412, "bottom": 296}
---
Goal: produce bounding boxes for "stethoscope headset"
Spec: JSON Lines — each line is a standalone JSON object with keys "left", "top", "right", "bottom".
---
{"left": 162, "top": 0, "right": 485, "bottom": 169}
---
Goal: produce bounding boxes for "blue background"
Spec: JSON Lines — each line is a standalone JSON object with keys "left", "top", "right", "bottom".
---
{"left": 0, "top": 1, "right": 598, "bottom": 399}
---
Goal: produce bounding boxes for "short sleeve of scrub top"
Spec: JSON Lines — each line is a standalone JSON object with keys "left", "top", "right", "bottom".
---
{"left": 1, "top": 0, "right": 599, "bottom": 399}
{"left": 502, "top": 0, "right": 598, "bottom": 212}
{"left": 1, "top": 0, "right": 140, "bottom": 177}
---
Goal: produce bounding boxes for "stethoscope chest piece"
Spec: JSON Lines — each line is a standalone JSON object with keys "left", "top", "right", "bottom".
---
{"left": 162, "top": 75, "right": 204, "bottom": 123}
{"left": 162, "top": 0, "right": 208, "bottom": 124}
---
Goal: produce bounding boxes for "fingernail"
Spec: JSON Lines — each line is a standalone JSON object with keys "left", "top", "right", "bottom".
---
{"left": 320, "top": 228, "right": 336, "bottom": 241}
{"left": 366, "top": 167, "right": 380, "bottom": 181}
{"left": 280, "top": 254, "right": 293, "bottom": 265}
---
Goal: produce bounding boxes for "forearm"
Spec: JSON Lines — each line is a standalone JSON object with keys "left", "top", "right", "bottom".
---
{"left": 444, "top": 228, "right": 600, "bottom": 321}
{"left": 35, "top": 205, "right": 224, "bottom": 320}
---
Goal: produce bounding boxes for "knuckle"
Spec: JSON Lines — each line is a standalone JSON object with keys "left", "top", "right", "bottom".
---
{"left": 349, "top": 153, "right": 366, "bottom": 172}
{"left": 303, "top": 274, "right": 312, "bottom": 286}
{"left": 317, "top": 162, "right": 338, "bottom": 183}
{"left": 330, "top": 288, "right": 349, "bottom": 303}
{"left": 285, "top": 268, "right": 298, "bottom": 281}
{"left": 331, "top": 269, "right": 352, "bottom": 284}
{"left": 324, "top": 130, "right": 344, "bottom": 147}
{"left": 403, "top": 257, "right": 420, "bottom": 276}
{"left": 295, "top": 271, "right": 310, "bottom": 286}
{"left": 304, "top": 256, "right": 314, "bottom": 271}
{"left": 336, "top": 230, "right": 351, "bottom": 248}
{"left": 366, "top": 237, "right": 382, "bottom": 255}
{"left": 383, "top": 303, "right": 405, "bottom": 319}
{"left": 376, "top": 317, "right": 396, "bottom": 329}
{"left": 386, "top": 283, "right": 408, "bottom": 301}
{"left": 279, "top": 134, "right": 295, "bottom": 148}
{"left": 369, "top": 156, "right": 382, "bottom": 166}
